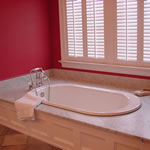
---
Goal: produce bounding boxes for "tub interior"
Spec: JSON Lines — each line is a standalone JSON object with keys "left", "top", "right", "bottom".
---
{"left": 33, "top": 84, "right": 141, "bottom": 116}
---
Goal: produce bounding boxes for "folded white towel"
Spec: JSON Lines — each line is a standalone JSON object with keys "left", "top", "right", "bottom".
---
{"left": 15, "top": 93, "right": 44, "bottom": 121}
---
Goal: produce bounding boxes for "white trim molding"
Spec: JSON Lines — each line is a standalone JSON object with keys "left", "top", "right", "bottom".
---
{"left": 60, "top": 60, "right": 150, "bottom": 77}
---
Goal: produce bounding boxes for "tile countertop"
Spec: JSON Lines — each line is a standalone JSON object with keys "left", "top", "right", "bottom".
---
{"left": 0, "top": 70, "right": 150, "bottom": 142}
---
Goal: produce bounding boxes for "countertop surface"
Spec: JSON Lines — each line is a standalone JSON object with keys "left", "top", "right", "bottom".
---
{"left": 0, "top": 73, "right": 150, "bottom": 142}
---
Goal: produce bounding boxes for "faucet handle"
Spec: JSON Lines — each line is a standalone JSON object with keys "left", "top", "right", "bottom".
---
{"left": 31, "top": 67, "right": 43, "bottom": 73}
{"left": 28, "top": 82, "right": 33, "bottom": 90}
{"left": 41, "top": 72, "right": 48, "bottom": 80}
{"left": 36, "top": 72, "right": 42, "bottom": 79}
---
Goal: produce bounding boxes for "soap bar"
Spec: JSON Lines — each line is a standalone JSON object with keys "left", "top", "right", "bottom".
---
{"left": 134, "top": 90, "right": 150, "bottom": 97}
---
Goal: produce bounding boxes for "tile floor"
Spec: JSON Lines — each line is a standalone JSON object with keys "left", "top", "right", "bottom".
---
{"left": 0, "top": 124, "right": 62, "bottom": 150}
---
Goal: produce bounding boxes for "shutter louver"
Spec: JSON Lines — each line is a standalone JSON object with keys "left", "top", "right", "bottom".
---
{"left": 117, "top": 0, "right": 137, "bottom": 62}
{"left": 86, "top": 0, "right": 104, "bottom": 58}
{"left": 144, "top": 0, "right": 150, "bottom": 62}
{"left": 66, "top": 0, "right": 83, "bottom": 57}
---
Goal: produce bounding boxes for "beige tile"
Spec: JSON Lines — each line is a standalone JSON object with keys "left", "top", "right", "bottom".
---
{"left": 6, "top": 129, "right": 20, "bottom": 135}
{"left": 0, "top": 126, "right": 8, "bottom": 136}
{"left": 0, "top": 136, "right": 4, "bottom": 145}
{"left": 2, "top": 134, "right": 27, "bottom": 146}
{"left": 26, "top": 144, "right": 52, "bottom": 150}
{"left": 27, "top": 137, "right": 47, "bottom": 145}
{"left": 1, "top": 145, "right": 25, "bottom": 150}
{"left": 0, "top": 125, "right": 6, "bottom": 129}
{"left": 52, "top": 146, "right": 62, "bottom": 150}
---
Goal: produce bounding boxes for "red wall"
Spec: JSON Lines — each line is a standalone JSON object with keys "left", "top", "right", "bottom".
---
{"left": 0, "top": 0, "right": 52, "bottom": 80}
{"left": 0, "top": 0, "right": 150, "bottom": 80}
{"left": 49, "top": 0, "right": 61, "bottom": 69}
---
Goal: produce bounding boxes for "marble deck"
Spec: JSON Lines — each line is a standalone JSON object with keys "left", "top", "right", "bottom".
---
{"left": 0, "top": 69, "right": 150, "bottom": 142}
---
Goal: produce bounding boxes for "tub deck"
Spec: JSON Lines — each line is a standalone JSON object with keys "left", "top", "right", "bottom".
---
{"left": 0, "top": 69, "right": 150, "bottom": 150}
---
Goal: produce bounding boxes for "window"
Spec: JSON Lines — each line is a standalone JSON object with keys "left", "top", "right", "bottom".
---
{"left": 86, "top": 0, "right": 104, "bottom": 59}
{"left": 117, "top": 0, "right": 137, "bottom": 62}
{"left": 144, "top": 0, "right": 150, "bottom": 62}
{"left": 59, "top": 0, "right": 150, "bottom": 76}
{"left": 66, "top": 0, "right": 83, "bottom": 57}
{"left": 64, "top": 0, "right": 105, "bottom": 62}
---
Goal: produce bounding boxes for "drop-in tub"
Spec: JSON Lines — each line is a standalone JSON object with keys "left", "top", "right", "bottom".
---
{"left": 30, "top": 84, "right": 141, "bottom": 116}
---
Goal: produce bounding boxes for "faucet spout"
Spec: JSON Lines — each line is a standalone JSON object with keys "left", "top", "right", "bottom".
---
{"left": 29, "top": 68, "right": 50, "bottom": 101}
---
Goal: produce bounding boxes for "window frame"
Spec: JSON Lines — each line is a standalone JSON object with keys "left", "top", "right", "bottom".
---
{"left": 58, "top": 0, "right": 150, "bottom": 76}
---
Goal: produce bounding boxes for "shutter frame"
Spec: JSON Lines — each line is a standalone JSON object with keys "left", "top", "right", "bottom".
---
{"left": 117, "top": 0, "right": 138, "bottom": 62}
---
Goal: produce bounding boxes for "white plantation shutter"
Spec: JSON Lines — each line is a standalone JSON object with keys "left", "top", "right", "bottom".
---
{"left": 144, "top": 0, "right": 150, "bottom": 62}
{"left": 60, "top": 0, "right": 150, "bottom": 75}
{"left": 66, "top": 0, "right": 104, "bottom": 60}
{"left": 86, "top": 0, "right": 104, "bottom": 58}
{"left": 66, "top": 0, "right": 83, "bottom": 57}
{"left": 117, "top": 0, "right": 137, "bottom": 62}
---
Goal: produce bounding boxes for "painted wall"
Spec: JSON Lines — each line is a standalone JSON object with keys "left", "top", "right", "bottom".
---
{"left": 49, "top": 0, "right": 61, "bottom": 69}
{"left": 0, "top": 0, "right": 149, "bottom": 80}
{"left": 0, "top": 0, "right": 52, "bottom": 80}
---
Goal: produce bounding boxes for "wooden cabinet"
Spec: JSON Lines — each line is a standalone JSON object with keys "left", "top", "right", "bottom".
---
{"left": 0, "top": 101, "right": 149, "bottom": 150}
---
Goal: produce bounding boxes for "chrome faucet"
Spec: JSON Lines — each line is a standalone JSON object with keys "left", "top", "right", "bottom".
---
{"left": 29, "top": 68, "right": 43, "bottom": 89}
{"left": 29, "top": 67, "right": 50, "bottom": 101}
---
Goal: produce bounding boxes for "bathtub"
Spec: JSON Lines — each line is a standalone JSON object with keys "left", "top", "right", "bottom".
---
{"left": 30, "top": 84, "right": 141, "bottom": 116}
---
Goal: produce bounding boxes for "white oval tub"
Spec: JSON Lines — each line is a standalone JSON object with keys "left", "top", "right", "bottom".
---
{"left": 30, "top": 84, "right": 141, "bottom": 116}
